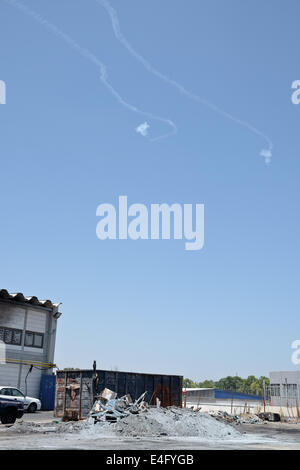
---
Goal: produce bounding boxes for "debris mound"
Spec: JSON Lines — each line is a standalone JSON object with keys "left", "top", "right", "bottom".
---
{"left": 91, "top": 407, "right": 241, "bottom": 439}
{"left": 87, "top": 388, "right": 241, "bottom": 439}
{"left": 211, "top": 410, "right": 261, "bottom": 425}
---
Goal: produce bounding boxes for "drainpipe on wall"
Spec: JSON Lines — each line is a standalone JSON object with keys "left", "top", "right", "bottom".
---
{"left": 46, "top": 304, "right": 62, "bottom": 374}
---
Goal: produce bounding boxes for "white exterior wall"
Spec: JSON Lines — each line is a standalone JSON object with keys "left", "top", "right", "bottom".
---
{"left": 269, "top": 371, "right": 300, "bottom": 406}
{"left": 0, "top": 363, "right": 19, "bottom": 388}
{"left": 0, "top": 305, "right": 25, "bottom": 329}
{"left": 270, "top": 371, "right": 300, "bottom": 385}
{"left": 24, "top": 309, "right": 47, "bottom": 355}
{"left": 0, "top": 301, "right": 57, "bottom": 399}
{"left": 0, "top": 363, "right": 42, "bottom": 398}
{"left": 188, "top": 398, "right": 263, "bottom": 414}
{"left": 26, "top": 309, "right": 47, "bottom": 332}
{"left": 0, "top": 303, "right": 26, "bottom": 390}
{"left": 19, "top": 364, "right": 42, "bottom": 397}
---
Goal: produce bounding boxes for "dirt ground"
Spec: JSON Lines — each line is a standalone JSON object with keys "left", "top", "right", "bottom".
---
{"left": 0, "top": 411, "right": 300, "bottom": 450}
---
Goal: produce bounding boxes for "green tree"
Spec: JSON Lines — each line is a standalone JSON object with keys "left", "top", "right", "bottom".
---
{"left": 238, "top": 375, "right": 257, "bottom": 394}
{"left": 215, "top": 376, "right": 243, "bottom": 391}
{"left": 183, "top": 378, "right": 197, "bottom": 388}
{"left": 185, "top": 375, "right": 270, "bottom": 396}
{"left": 197, "top": 380, "right": 215, "bottom": 388}
{"left": 250, "top": 376, "right": 269, "bottom": 396}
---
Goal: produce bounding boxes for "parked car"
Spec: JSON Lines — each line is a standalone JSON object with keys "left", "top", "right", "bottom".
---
{"left": 0, "top": 386, "right": 41, "bottom": 413}
{"left": 0, "top": 394, "right": 24, "bottom": 424}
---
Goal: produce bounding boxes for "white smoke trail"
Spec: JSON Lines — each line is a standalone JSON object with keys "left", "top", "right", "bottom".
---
{"left": 96, "top": 0, "right": 273, "bottom": 163}
{"left": 136, "top": 121, "right": 150, "bottom": 137}
{"left": 4, "top": 0, "right": 177, "bottom": 142}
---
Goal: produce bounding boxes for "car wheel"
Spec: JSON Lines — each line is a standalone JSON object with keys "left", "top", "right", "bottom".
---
{"left": 27, "top": 403, "right": 37, "bottom": 413}
{"left": 1, "top": 410, "right": 17, "bottom": 424}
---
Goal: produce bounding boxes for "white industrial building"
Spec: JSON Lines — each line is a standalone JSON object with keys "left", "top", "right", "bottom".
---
{"left": 0, "top": 289, "right": 62, "bottom": 398}
{"left": 269, "top": 371, "right": 300, "bottom": 407}
{"left": 183, "top": 388, "right": 263, "bottom": 414}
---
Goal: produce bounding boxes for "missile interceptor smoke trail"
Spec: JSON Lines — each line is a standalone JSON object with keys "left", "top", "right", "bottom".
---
{"left": 96, "top": 0, "right": 273, "bottom": 163}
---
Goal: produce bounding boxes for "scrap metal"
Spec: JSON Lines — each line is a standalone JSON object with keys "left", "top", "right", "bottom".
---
{"left": 90, "top": 388, "right": 148, "bottom": 423}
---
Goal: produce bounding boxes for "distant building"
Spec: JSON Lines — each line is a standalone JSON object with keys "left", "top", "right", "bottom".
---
{"left": 269, "top": 371, "right": 300, "bottom": 407}
{"left": 183, "top": 387, "right": 263, "bottom": 413}
{"left": 183, "top": 387, "right": 215, "bottom": 406}
{"left": 0, "top": 289, "right": 62, "bottom": 398}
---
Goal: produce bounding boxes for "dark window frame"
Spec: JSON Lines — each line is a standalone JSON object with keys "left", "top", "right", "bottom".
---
{"left": 0, "top": 326, "right": 23, "bottom": 346}
{"left": 25, "top": 330, "right": 44, "bottom": 349}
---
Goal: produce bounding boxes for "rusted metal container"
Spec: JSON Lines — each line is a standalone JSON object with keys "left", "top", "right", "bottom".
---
{"left": 55, "top": 369, "right": 183, "bottom": 418}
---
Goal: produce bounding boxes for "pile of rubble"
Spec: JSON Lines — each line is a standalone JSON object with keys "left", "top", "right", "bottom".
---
{"left": 211, "top": 410, "right": 262, "bottom": 425}
{"left": 85, "top": 388, "right": 241, "bottom": 439}
{"left": 212, "top": 410, "right": 281, "bottom": 425}
{"left": 89, "top": 388, "right": 149, "bottom": 423}
{"left": 110, "top": 406, "right": 241, "bottom": 438}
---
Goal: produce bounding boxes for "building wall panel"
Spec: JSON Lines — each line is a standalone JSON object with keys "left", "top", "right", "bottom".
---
{"left": 0, "top": 363, "right": 20, "bottom": 387}
{"left": 0, "top": 304, "right": 25, "bottom": 329}
{"left": 26, "top": 309, "right": 47, "bottom": 333}
{"left": 19, "top": 364, "right": 42, "bottom": 397}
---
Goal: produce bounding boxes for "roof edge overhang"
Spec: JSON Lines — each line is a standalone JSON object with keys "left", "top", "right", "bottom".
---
{"left": 0, "top": 289, "right": 61, "bottom": 311}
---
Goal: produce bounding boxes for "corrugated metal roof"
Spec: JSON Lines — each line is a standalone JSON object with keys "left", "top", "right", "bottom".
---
{"left": 184, "top": 388, "right": 214, "bottom": 391}
{"left": 0, "top": 289, "right": 60, "bottom": 309}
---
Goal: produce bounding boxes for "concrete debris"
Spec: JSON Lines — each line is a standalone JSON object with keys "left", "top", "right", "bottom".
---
{"left": 88, "top": 389, "right": 241, "bottom": 437}
{"left": 90, "top": 389, "right": 149, "bottom": 423}
{"left": 211, "top": 410, "right": 263, "bottom": 425}
{"left": 110, "top": 407, "right": 241, "bottom": 438}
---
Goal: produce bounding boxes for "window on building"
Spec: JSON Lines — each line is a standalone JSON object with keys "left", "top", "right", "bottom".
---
{"left": 25, "top": 331, "right": 44, "bottom": 349}
{"left": 25, "top": 331, "right": 33, "bottom": 347}
{"left": 12, "top": 330, "right": 22, "bottom": 345}
{"left": 33, "top": 333, "right": 43, "bottom": 348}
{"left": 270, "top": 384, "right": 280, "bottom": 397}
{"left": 283, "top": 383, "right": 298, "bottom": 398}
{"left": 0, "top": 327, "right": 22, "bottom": 346}
{"left": 4, "top": 329, "right": 12, "bottom": 343}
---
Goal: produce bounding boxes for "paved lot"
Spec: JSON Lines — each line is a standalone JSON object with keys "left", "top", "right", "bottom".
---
{"left": 1, "top": 412, "right": 300, "bottom": 449}
{"left": 19, "top": 410, "right": 56, "bottom": 424}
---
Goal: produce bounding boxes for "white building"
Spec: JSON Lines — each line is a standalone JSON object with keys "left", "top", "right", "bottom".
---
{"left": 183, "top": 388, "right": 263, "bottom": 414}
{"left": 269, "top": 371, "right": 300, "bottom": 407}
{"left": 0, "top": 289, "right": 62, "bottom": 398}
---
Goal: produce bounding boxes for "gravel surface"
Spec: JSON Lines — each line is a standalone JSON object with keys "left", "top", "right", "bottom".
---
{"left": 1, "top": 410, "right": 300, "bottom": 449}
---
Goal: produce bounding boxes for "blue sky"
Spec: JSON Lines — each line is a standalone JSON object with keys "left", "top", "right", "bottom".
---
{"left": 0, "top": 0, "right": 299, "bottom": 381}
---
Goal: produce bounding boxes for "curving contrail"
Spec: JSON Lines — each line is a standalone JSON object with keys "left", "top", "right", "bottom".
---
{"left": 96, "top": 0, "right": 273, "bottom": 164}
{"left": 4, "top": 0, "right": 177, "bottom": 142}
